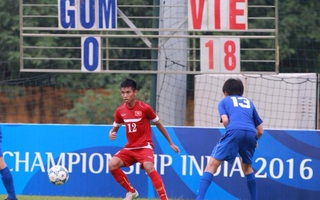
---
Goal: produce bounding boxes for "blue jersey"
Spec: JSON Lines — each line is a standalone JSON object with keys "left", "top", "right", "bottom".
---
{"left": 218, "top": 95, "right": 263, "bottom": 132}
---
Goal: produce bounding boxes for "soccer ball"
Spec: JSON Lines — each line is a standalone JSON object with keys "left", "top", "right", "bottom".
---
{"left": 48, "top": 165, "right": 69, "bottom": 185}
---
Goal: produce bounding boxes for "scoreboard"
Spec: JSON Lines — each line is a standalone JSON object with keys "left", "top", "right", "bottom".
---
{"left": 58, "top": 0, "right": 117, "bottom": 72}
{"left": 20, "top": 0, "right": 278, "bottom": 73}
{"left": 188, "top": 0, "right": 246, "bottom": 73}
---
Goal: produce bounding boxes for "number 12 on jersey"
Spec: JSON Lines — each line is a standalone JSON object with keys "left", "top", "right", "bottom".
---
{"left": 200, "top": 37, "right": 240, "bottom": 73}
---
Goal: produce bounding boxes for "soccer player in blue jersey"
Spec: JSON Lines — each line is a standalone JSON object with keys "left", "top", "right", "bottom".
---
{"left": 0, "top": 127, "right": 17, "bottom": 200}
{"left": 196, "top": 78, "right": 263, "bottom": 200}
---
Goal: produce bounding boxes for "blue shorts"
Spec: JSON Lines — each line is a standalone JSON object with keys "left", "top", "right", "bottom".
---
{"left": 211, "top": 130, "right": 256, "bottom": 164}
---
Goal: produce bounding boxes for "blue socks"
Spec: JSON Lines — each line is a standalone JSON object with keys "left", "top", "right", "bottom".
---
{"left": 196, "top": 172, "right": 213, "bottom": 200}
{"left": 245, "top": 172, "right": 257, "bottom": 200}
{"left": 0, "top": 167, "right": 16, "bottom": 200}
{"left": 196, "top": 171, "right": 257, "bottom": 200}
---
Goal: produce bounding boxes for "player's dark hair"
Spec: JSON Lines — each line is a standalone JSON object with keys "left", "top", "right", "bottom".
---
{"left": 120, "top": 78, "right": 137, "bottom": 91}
{"left": 222, "top": 78, "right": 244, "bottom": 96}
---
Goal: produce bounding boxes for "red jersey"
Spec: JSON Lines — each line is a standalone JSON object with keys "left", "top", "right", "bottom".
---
{"left": 113, "top": 100, "right": 159, "bottom": 149}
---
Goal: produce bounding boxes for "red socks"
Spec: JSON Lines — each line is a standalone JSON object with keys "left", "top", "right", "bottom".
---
{"left": 110, "top": 168, "right": 135, "bottom": 193}
{"left": 148, "top": 170, "right": 168, "bottom": 200}
{"left": 111, "top": 168, "right": 168, "bottom": 200}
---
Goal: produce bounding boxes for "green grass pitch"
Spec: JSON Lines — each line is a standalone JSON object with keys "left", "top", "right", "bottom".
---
{"left": 0, "top": 195, "right": 159, "bottom": 200}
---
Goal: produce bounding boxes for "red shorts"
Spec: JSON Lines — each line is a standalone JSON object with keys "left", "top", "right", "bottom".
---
{"left": 114, "top": 148, "right": 155, "bottom": 168}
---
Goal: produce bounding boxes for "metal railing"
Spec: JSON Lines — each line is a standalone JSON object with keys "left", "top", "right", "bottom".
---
{"left": 20, "top": 0, "right": 278, "bottom": 74}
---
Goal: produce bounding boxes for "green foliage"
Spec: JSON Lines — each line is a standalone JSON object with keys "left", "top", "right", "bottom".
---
{"left": 0, "top": 0, "right": 319, "bottom": 123}
{"left": 56, "top": 73, "right": 151, "bottom": 124}
{"left": 63, "top": 88, "right": 121, "bottom": 124}
{"left": 0, "top": 1, "right": 20, "bottom": 79}
{"left": 1, "top": 0, "right": 319, "bottom": 75}
{"left": 279, "top": 0, "right": 320, "bottom": 72}
{"left": 0, "top": 85, "right": 26, "bottom": 99}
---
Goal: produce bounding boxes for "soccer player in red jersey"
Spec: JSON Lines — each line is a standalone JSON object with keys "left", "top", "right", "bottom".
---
{"left": 108, "top": 78, "right": 180, "bottom": 200}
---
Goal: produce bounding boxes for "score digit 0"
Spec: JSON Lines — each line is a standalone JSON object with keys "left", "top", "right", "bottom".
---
{"left": 81, "top": 36, "right": 101, "bottom": 72}
{"left": 201, "top": 37, "right": 240, "bottom": 73}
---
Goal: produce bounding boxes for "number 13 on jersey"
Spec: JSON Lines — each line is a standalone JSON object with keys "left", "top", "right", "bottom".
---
{"left": 200, "top": 37, "right": 240, "bottom": 73}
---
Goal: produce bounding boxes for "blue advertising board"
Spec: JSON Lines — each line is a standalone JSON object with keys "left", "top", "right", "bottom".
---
{"left": 1, "top": 124, "right": 319, "bottom": 199}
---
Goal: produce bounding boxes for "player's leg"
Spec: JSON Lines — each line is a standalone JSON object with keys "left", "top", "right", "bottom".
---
{"left": 139, "top": 149, "right": 168, "bottom": 200}
{"left": 0, "top": 142, "right": 17, "bottom": 200}
{"left": 196, "top": 157, "right": 222, "bottom": 200}
{"left": 143, "top": 161, "right": 168, "bottom": 200}
{"left": 108, "top": 150, "right": 138, "bottom": 200}
{"left": 0, "top": 159, "right": 17, "bottom": 200}
{"left": 239, "top": 131, "right": 257, "bottom": 200}
{"left": 197, "top": 130, "right": 239, "bottom": 200}
{"left": 242, "top": 163, "right": 257, "bottom": 200}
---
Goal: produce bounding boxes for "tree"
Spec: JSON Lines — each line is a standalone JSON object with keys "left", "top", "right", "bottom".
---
{"left": 0, "top": 1, "right": 20, "bottom": 79}
{"left": 278, "top": 0, "right": 320, "bottom": 72}
{"left": 0, "top": 0, "right": 319, "bottom": 123}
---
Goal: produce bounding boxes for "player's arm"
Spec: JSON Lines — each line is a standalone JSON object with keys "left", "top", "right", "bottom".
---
{"left": 252, "top": 107, "right": 263, "bottom": 140}
{"left": 108, "top": 125, "right": 120, "bottom": 141}
{"left": 109, "top": 110, "right": 123, "bottom": 141}
{"left": 154, "top": 120, "right": 180, "bottom": 154}
{"left": 221, "top": 114, "right": 229, "bottom": 127}
{"left": 255, "top": 124, "right": 263, "bottom": 140}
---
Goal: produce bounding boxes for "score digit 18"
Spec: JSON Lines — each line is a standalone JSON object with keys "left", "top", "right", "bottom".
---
{"left": 200, "top": 37, "right": 240, "bottom": 73}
